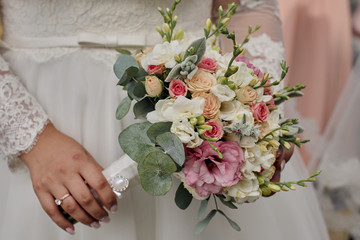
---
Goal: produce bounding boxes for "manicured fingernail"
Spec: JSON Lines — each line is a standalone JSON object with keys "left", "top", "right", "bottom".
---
{"left": 110, "top": 204, "right": 118, "bottom": 213}
{"left": 90, "top": 222, "right": 101, "bottom": 229}
{"left": 101, "top": 216, "right": 111, "bottom": 223}
{"left": 66, "top": 227, "right": 75, "bottom": 235}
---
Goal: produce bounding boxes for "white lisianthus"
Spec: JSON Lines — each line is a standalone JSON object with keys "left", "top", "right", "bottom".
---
{"left": 219, "top": 100, "right": 243, "bottom": 121}
{"left": 226, "top": 178, "right": 261, "bottom": 204}
{"left": 248, "top": 144, "right": 275, "bottom": 170}
{"left": 238, "top": 136, "right": 257, "bottom": 148}
{"left": 228, "top": 61, "right": 255, "bottom": 87}
{"left": 170, "top": 119, "right": 203, "bottom": 148}
{"left": 173, "top": 172, "right": 208, "bottom": 200}
{"left": 146, "top": 96, "right": 204, "bottom": 123}
{"left": 232, "top": 104, "right": 255, "bottom": 125}
{"left": 204, "top": 48, "right": 222, "bottom": 62}
{"left": 215, "top": 52, "right": 232, "bottom": 78}
{"left": 210, "top": 84, "right": 236, "bottom": 102}
{"left": 256, "top": 87, "right": 272, "bottom": 102}
{"left": 267, "top": 110, "right": 281, "bottom": 131}
{"left": 140, "top": 40, "right": 182, "bottom": 70}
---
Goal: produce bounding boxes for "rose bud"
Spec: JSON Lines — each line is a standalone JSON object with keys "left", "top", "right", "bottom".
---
{"left": 145, "top": 76, "right": 163, "bottom": 97}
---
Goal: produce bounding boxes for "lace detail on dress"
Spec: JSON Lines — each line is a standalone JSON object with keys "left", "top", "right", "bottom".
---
{"left": 0, "top": 72, "right": 49, "bottom": 172}
{"left": 238, "top": 0, "right": 280, "bottom": 19}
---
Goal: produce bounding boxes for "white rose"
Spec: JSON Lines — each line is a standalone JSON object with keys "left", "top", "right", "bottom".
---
{"left": 232, "top": 104, "right": 255, "bottom": 125}
{"left": 140, "top": 40, "right": 182, "bottom": 70}
{"left": 219, "top": 100, "right": 242, "bottom": 121}
{"left": 210, "top": 84, "right": 236, "bottom": 102}
{"left": 228, "top": 61, "right": 254, "bottom": 87}
{"left": 173, "top": 172, "right": 208, "bottom": 200}
{"left": 170, "top": 119, "right": 203, "bottom": 148}
{"left": 146, "top": 96, "right": 205, "bottom": 123}
{"left": 226, "top": 178, "right": 261, "bottom": 204}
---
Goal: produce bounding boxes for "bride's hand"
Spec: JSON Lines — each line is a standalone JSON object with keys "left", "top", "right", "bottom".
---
{"left": 20, "top": 123, "right": 117, "bottom": 234}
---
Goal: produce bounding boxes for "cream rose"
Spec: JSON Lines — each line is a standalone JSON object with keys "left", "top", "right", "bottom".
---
{"left": 192, "top": 91, "right": 220, "bottom": 119}
{"left": 185, "top": 69, "right": 217, "bottom": 92}
{"left": 145, "top": 76, "right": 163, "bottom": 97}
{"left": 236, "top": 86, "right": 258, "bottom": 104}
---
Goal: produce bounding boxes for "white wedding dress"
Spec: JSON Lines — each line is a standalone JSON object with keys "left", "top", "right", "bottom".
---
{"left": 0, "top": 0, "right": 329, "bottom": 239}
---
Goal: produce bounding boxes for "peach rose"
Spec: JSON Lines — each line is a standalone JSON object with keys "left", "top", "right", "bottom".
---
{"left": 185, "top": 69, "right": 216, "bottom": 92}
{"left": 145, "top": 76, "right": 163, "bottom": 97}
{"left": 236, "top": 86, "right": 258, "bottom": 104}
{"left": 192, "top": 91, "right": 220, "bottom": 119}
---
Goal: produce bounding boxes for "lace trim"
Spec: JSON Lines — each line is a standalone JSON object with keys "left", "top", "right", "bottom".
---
{"left": 238, "top": 0, "right": 280, "bottom": 20}
{"left": 0, "top": 72, "right": 49, "bottom": 173}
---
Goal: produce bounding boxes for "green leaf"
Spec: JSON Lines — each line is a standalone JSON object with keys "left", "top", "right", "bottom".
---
{"left": 218, "top": 195, "right": 238, "bottom": 209}
{"left": 133, "top": 81, "right": 146, "bottom": 100}
{"left": 182, "top": 37, "right": 206, "bottom": 65}
{"left": 195, "top": 209, "right": 217, "bottom": 234}
{"left": 164, "top": 64, "right": 181, "bottom": 82}
{"left": 175, "top": 182, "right": 193, "bottom": 210}
{"left": 114, "top": 54, "right": 139, "bottom": 80}
{"left": 117, "top": 71, "right": 131, "bottom": 86}
{"left": 138, "top": 150, "right": 177, "bottom": 196}
{"left": 126, "top": 81, "right": 136, "bottom": 100}
{"left": 134, "top": 67, "right": 148, "bottom": 81}
{"left": 217, "top": 210, "right": 241, "bottom": 231}
{"left": 156, "top": 132, "right": 185, "bottom": 166}
{"left": 198, "top": 199, "right": 209, "bottom": 221}
{"left": 116, "top": 49, "right": 132, "bottom": 55}
{"left": 133, "top": 98, "right": 155, "bottom": 120}
{"left": 118, "top": 122, "right": 158, "bottom": 163}
{"left": 116, "top": 96, "right": 132, "bottom": 120}
{"left": 147, "top": 122, "right": 173, "bottom": 143}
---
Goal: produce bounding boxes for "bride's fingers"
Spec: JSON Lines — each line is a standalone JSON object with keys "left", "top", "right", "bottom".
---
{"left": 66, "top": 175, "right": 109, "bottom": 222}
{"left": 52, "top": 187, "right": 98, "bottom": 228}
{"left": 36, "top": 192, "right": 75, "bottom": 234}
{"left": 80, "top": 159, "right": 117, "bottom": 213}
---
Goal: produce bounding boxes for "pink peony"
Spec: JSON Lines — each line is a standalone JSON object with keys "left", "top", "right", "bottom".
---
{"left": 235, "top": 55, "right": 263, "bottom": 77}
{"left": 184, "top": 141, "right": 244, "bottom": 197}
{"left": 251, "top": 102, "right": 270, "bottom": 122}
{"left": 147, "top": 64, "right": 165, "bottom": 75}
{"left": 169, "top": 79, "right": 187, "bottom": 98}
{"left": 203, "top": 119, "right": 224, "bottom": 140}
{"left": 198, "top": 57, "right": 217, "bottom": 73}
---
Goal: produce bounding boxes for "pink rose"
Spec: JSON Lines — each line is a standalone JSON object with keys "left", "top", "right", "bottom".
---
{"left": 147, "top": 64, "right": 165, "bottom": 75}
{"left": 251, "top": 102, "right": 270, "bottom": 122}
{"left": 203, "top": 119, "right": 224, "bottom": 140}
{"left": 235, "top": 55, "right": 263, "bottom": 77}
{"left": 198, "top": 57, "right": 217, "bottom": 73}
{"left": 169, "top": 79, "right": 187, "bottom": 98}
{"left": 184, "top": 141, "right": 244, "bottom": 197}
{"left": 266, "top": 98, "right": 277, "bottom": 111}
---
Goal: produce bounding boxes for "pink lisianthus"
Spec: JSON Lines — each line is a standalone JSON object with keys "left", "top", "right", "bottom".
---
{"left": 169, "top": 79, "right": 187, "bottom": 98}
{"left": 251, "top": 102, "right": 270, "bottom": 122}
{"left": 203, "top": 119, "right": 224, "bottom": 140}
{"left": 235, "top": 55, "right": 263, "bottom": 77}
{"left": 147, "top": 64, "right": 165, "bottom": 75}
{"left": 184, "top": 141, "right": 244, "bottom": 197}
{"left": 198, "top": 57, "right": 217, "bottom": 73}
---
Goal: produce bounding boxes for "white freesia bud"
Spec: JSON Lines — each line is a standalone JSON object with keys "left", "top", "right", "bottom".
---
{"left": 268, "top": 183, "right": 281, "bottom": 192}
{"left": 155, "top": 26, "right": 163, "bottom": 35}
{"left": 205, "top": 18, "right": 212, "bottom": 32}
{"left": 163, "top": 23, "right": 170, "bottom": 33}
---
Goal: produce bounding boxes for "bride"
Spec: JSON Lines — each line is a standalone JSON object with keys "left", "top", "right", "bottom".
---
{"left": 0, "top": 0, "right": 329, "bottom": 239}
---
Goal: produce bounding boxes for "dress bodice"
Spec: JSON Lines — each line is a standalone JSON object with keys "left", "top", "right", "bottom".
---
{"left": 0, "top": 0, "right": 212, "bottom": 47}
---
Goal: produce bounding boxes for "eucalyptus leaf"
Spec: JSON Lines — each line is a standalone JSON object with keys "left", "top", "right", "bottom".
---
{"left": 156, "top": 132, "right": 185, "bottom": 166}
{"left": 133, "top": 98, "right": 155, "bottom": 120}
{"left": 126, "top": 81, "right": 136, "bottom": 100}
{"left": 134, "top": 67, "right": 148, "bottom": 81}
{"left": 198, "top": 199, "right": 209, "bottom": 221}
{"left": 114, "top": 54, "right": 139, "bottom": 80}
{"left": 138, "top": 150, "right": 177, "bottom": 196}
{"left": 133, "top": 81, "right": 146, "bottom": 100}
{"left": 147, "top": 122, "right": 173, "bottom": 143}
{"left": 182, "top": 37, "right": 206, "bottom": 65}
{"left": 117, "top": 71, "right": 131, "bottom": 86}
{"left": 116, "top": 49, "right": 132, "bottom": 55}
{"left": 175, "top": 182, "right": 193, "bottom": 210}
{"left": 118, "top": 122, "right": 157, "bottom": 163}
{"left": 218, "top": 195, "right": 238, "bottom": 209}
{"left": 217, "top": 210, "right": 241, "bottom": 231}
{"left": 195, "top": 209, "right": 217, "bottom": 234}
{"left": 116, "top": 96, "right": 132, "bottom": 120}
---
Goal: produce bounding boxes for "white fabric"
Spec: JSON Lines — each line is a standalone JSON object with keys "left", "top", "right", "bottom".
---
{"left": 0, "top": 0, "right": 329, "bottom": 239}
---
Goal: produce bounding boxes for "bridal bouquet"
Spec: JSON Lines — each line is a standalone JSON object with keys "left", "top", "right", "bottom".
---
{"left": 114, "top": 0, "right": 320, "bottom": 232}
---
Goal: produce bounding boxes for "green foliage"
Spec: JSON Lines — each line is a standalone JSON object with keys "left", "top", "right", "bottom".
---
{"left": 156, "top": 132, "right": 185, "bottom": 166}
{"left": 138, "top": 150, "right": 177, "bottom": 196}
{"left": 175, "top": 182, "right": 193, "bottom": 210}
{"left": 114, "top": 55, "right": 139, "bottom": 86}
{"left": 195, "top": 209, "right": 217, "bottom": 234}
{"left": 182, "top": 37, "right": 206, "bottom": 65}
{"left": 217, "top": 210, "right": 241, "bottom": 231}
{"left": 198, "top": 199, "right": 209, "bottom": 221}
{"left": 147, "top": 122, "right": 172, "bottom": 143}
{"left": 118, "top": 122, "right": 158, "bottom": 163}
{"left": 217, "top": 195, "right": 237, "bottom": 209}
{"left": 116, "top": 96, "right": 132, "bottom": 120}
{"left": 133, "top": 98, "right": 155, "bottom": 119}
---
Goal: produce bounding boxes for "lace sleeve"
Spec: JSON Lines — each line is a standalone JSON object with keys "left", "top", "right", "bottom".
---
{"left": 0, "top": 55, "right": 49, "bottom": 173}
